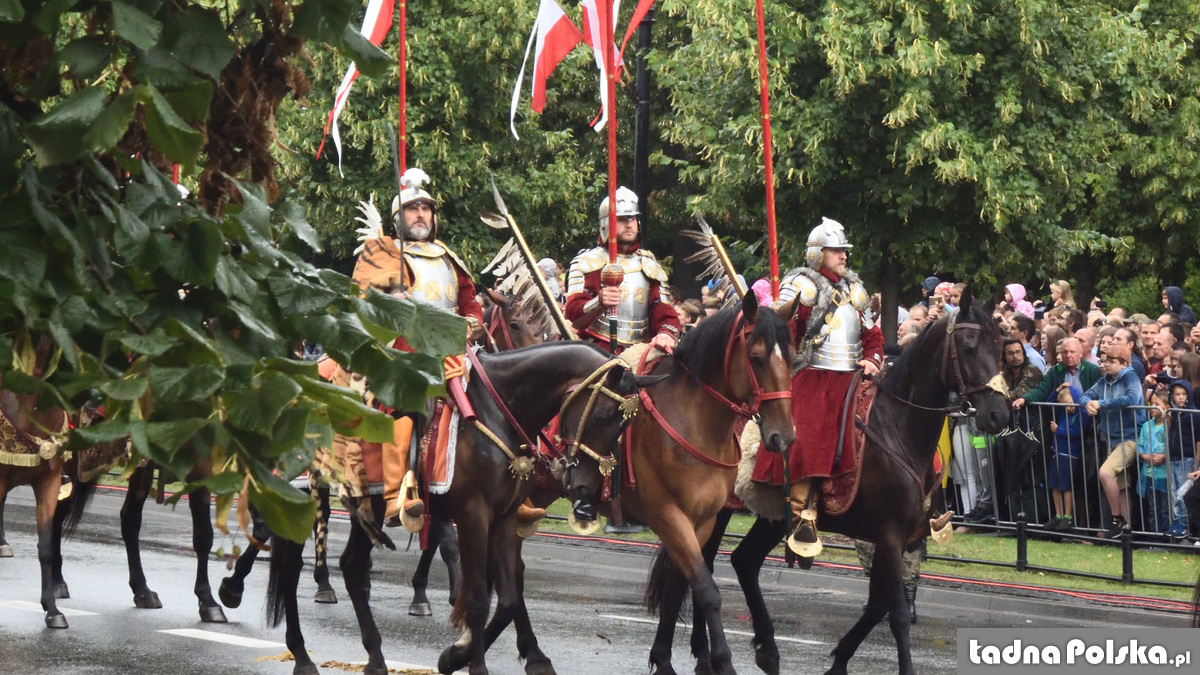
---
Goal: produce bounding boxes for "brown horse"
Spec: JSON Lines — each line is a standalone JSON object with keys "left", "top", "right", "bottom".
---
{"left": 683, "top": 297, "right": 1009, "bottom": 675}
{"left": 478, "top": 296, "right": 790, "bottom": 675}
{"left": 0, "top": 385, "right": 72, "bottom": 628}
{"left": 266, "top": 341, "right": 647, "bottom": 675}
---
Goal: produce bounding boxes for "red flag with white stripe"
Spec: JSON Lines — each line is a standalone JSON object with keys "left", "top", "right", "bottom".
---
{"left": 316, "top": 0, "right": 394, "bottom": 176}
{"left": 509, "top": 0, "right": 585, "bottom": 139}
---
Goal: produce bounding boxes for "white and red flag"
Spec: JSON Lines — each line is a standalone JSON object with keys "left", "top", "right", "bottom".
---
{"left": 509, "top": 0, "right": 585, "bottom": 139}
{"left": 316, "top": 0, "right": 394, "bottom": 176}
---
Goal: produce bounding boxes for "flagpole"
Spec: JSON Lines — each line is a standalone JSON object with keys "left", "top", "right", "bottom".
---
{"left": 754, "top": 0, "right": 780, "bottom": 301}
{"left": 397, "top": 0, "right": 408, "bottom": 171}
{"left": 601, "top": 0, "right": 622, "bottom": 353}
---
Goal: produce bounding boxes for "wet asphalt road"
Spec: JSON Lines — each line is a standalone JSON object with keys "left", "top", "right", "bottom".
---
{"left": 0, "top": 487, "right": 1187, "bottom": 675}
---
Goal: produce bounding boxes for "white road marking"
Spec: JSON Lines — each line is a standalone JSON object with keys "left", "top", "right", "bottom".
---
{"left": 0, "top": 600, "right": 97, "bottom": 617}
{"left": 159, "top": 628, "right": 285, "bottom": 649}
{"left": 600, "top": 613, "right": 825, "bottom": 646}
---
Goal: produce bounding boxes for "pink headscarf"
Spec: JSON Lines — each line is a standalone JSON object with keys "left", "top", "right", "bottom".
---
{"left": 751, "top": 279, "right": 773, "bottom": 306}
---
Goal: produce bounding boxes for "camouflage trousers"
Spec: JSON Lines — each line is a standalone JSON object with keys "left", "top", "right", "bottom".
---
{"left": 854, "top": 539, "right": 923, "bottom": 591}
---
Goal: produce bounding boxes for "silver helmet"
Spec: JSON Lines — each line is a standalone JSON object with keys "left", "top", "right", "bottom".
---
{"left": 597, "top": 186, "right": 640, "bottom": 237}
{"left": 804, "top": 217, "right": 852, "bottom": 270}
{"left": 390, "top": 168, "right": 439, "bottom": 237}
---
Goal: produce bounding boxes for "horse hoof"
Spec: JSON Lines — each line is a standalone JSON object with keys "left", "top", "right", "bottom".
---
{"left": 362, "top": 664, "right": 388, "bottom": 675}
{"left": 754, "top": 650, "right": 780, "bottom": 675}
{"left": 218, "top": 578, "right": 243, "bottom": 609}
{"left": 200, "top": 604, "right": 228, "bottom": 623}
{"left": 0, "top": 543, "right": 12, "bottom": 557}
{"left": 524, "top": 659, "right": 557, "bottom": 675}
{"left": 133, "top": 591, "right": 162, "bottom": 609}
{"left": 694, "top": 664, "right": 715, "bottom": 675}
{"left": 293, "top": 664, "right": 320, "bottom": 675}
{"left": 313, "top": 587, "right": 338, "bottom": 604}
{"left": 45, "top": 613, "right": 68, "bottom": 629}
{"left": 53, "top": 582, "right": 70, "bottom": 599}
{"left": 438, "top": 646, "right": 469, "bottom": 674}
{"left": 408, "top": 601, "right": 433, "bottom": 617}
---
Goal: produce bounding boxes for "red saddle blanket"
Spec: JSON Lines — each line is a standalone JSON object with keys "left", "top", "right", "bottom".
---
{"left": 820, "top": 379, "right": 878, "bottom": 517}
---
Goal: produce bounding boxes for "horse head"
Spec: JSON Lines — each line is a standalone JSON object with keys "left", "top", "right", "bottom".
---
{"left": 479, "top": 289, "right": 541, "bottom": 352}
{"left": 945, "top": 289, "right": 1010, "bottom": 433}
{"left": 557, "top": 361, "right": 650, "bottom": 515}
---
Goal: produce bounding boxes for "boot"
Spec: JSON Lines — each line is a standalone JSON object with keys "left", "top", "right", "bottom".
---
{"left": 383, "top": 417, "right": 415, "bottom": 528}
{"left": 517, "top": 499, "right": 547, "bottom": 524}
{"left": 787, "top": 478, "right": 822, "bottom": 557}
{"left": 398, "top": 470, "right": 425, "bottom": 534}
{"left": 905, "top": 586, "right": 918, "bottom": 623}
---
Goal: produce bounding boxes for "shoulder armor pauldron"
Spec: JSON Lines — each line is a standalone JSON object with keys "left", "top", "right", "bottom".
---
{"left": 636, "top": 250, "right": 669, "bottom": 284}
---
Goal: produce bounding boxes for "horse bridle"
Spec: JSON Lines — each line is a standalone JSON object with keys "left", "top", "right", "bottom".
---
{"left": 557, "top": 359, "right": 639, "bottom": 477}
{"left": 877, "top": 310, "right": 1007, "bottom": 414}
{"left": 677, "top": 309, "right": 793, "bottom": 420}
{"left": 481, "top": 302, "right": 517, "bottom": 353}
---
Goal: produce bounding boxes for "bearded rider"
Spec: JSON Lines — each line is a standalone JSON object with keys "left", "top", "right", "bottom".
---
{"left": 751, "top": 218, "right": 883, "bottom": 558}
{"left": 564, "top": 187, "right": 681, "bottom": 532}
{"left": 564, "top": 187, "right": 682, "bottom": 354}
{"left": 351, "top": 168, "right": 484, "bottom": 530}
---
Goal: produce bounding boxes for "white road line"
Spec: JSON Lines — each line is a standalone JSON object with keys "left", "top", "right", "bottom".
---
{"left": 0, "top": 600, "right": 97, "bottom": 617}
{"left": 600, "top": 613, "right": 825, "bottom": 646}
{"left": 159, "top": 628, "right": 285, "bottom": 649}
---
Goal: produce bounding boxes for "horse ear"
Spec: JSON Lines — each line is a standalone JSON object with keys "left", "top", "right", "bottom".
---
{"left": 959, "top": 285, "right": 973, "bottom": 315}
{"left": 483, "top": 287, "right": 508, "bottom": 307}
{"left": 742, "top": 290, "right": 759, "bottom": 323}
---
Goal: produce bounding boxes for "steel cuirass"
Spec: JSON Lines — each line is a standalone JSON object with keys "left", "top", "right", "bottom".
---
{"left": 590, "top": 264, "right": 650, "bottom": 346}
{"left": 401, "top": 241, "right": 458, "bottom": 312}
{"left": 810, "top": 299, "right": 863, "bottom": 371}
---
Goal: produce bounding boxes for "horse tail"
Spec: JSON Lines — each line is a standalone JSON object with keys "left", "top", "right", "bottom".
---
{"left": 265, "top": 534, "right": 299, "bottom": 628}
{"left": 643, "top": 544, "right": 678, "bottom": 615}
{"left": 60, "top": 479, "right": 95, "bottom": 538}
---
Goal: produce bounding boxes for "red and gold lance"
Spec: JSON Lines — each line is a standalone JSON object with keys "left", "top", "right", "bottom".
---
{"left": 397, "top": 0, "right": 407, "bottom": 170}
{"left": 601, "top": 0, "right": 622, "bottom": 351}
{"left": 754, "top": 0, "right": 780, "bottom": 301}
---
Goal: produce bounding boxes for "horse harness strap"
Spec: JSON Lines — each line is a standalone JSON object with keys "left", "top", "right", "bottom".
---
{"left": 637, "top": 389, "right": 742, "bottom": 470}
{"left": 481, "top": 303, "right": 516, "bottom": 354}
{"left": 833, "top": 369, "right": 864, "bottom": 465}
{"left": 464, "top": 348, "right": 544, "bottom": 480}
{"left": 854, "top": 418, "right": 936, "bottom": 500}
{"left": 557, "top": 359, "right": 637, "bottom": 478}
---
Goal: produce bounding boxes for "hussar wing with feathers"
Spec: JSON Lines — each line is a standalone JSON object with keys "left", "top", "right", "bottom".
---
{"left": 353, "top": 195, "right": 386, "bottom": 256}
{"left": 682, "top": 215, "right": 746, "bottom": 310}
{"left": 482, "top": 238, "right": 560, "bottom": 340}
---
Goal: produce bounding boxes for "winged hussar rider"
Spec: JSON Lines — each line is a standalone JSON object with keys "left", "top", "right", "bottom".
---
{"left": 751, "top": 218, "right": 883, "bottom": 558}
{"left": 564, "top": 187, "right": 681, "bottom": 354}
{"left": 350, "top": 168, "right": 484, "bottom": 530}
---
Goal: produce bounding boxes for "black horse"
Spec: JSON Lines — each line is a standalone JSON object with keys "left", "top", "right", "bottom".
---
{"left": 676, "top": 297, "right": 1009, "bottom": 675}
{"left": 266, "top": 341, "right": 648, "bottom": 675}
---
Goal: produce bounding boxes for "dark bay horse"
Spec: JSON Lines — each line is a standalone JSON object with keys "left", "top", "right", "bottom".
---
{"left": 0, "top": 386, "right": 74, "bottom": 628}
{"left": 266, "top": 341, "right": 646, "bottom": 675}
{"left": 686, "top": 298, "right": 1008, "bottom": 675}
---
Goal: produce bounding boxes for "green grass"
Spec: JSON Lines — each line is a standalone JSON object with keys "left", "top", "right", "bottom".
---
{"left": 534, "top": 503, "right": 1199, "bottom": 601}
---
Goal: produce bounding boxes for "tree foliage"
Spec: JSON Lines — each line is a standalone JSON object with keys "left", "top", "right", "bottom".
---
{"left": 1, "top": 0, "right": 464, "bottom": 542}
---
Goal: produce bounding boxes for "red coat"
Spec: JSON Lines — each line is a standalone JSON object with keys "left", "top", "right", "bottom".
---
{"left": 752, "top": 269, "right": 883, "bottom": 484}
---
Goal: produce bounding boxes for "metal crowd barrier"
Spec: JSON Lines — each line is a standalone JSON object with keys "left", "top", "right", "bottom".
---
{"left": 940, "top": 400, "right": 1199, "bottom": 587}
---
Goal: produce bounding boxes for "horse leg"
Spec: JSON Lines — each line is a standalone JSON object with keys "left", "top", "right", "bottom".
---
{"left": 480, "top": 516, "right": 535, "bottom": 673}
{"left": 0, "top": 488, "right": 11, "bottom": 557}
{"left": 312, "top": 486, "right": 337, "bottom": 604}
{"left": 31, "top": 469, "right": 67, "bottom": 628}
{"left": 218, "top": 507, "right": 270, "bottom": 609}
{"left": 438, "top": 501, "right": 490, "bottom": 675}
{"left": 658, "top": 516, "right": 735, "bottom": 675}
{"left": 730, "top": 516, "right": 788, "bottom": 675}
{"left": 268, "top": 536, "right": 320, "bottom": 675}
{"left": 187, "top": 480, "right": 227, "bottom": 623}
{"left": 507, "top": 541, "right": 555, "bottom": 675}
{"left": 341, "top": 494, "right": 387, "bottom": 675}
{"left": 121, "top": 465, "right": 161, "bottom": 609}
{"left": 689, "top": 508, "right": 732, "bottom": 675}
{"left": 825, "top": 538, "right": 905, "bottom": 675}
{"left": 647, "top": 552, "right": 690, "bottom": 675}
{"left": 410, "top": 512, "right": 440, "bottom": 616}
{"left": 438, "top": 514, "right": 462, "bottom": 605}
{"left": 50, "top": 485, "right": 71, "bottom": 599}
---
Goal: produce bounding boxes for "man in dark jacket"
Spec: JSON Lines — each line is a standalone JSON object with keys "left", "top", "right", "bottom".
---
{"left": 1163, "top": 286, "right": 1196, "bottom": 325}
